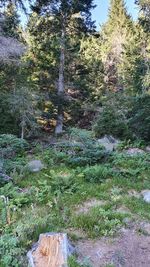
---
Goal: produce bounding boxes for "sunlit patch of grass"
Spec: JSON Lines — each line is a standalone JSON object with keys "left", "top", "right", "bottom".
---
{"left": 71, "top": 206, "right": 127, "bottom": 238}
{"left": 122, "top": 197, "right": 150, "bottom": 220}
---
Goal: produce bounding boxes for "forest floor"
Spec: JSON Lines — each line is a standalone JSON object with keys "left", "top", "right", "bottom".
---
{"left": 1, "top": 137, "right": 150, "bottom": 267}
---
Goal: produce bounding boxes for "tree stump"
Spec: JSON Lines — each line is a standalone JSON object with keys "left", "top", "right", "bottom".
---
{"left": 27, "top": 233, "right": 70, "bottom": 267}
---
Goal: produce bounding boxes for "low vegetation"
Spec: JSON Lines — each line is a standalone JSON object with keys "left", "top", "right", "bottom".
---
{"left": 0, "top": 0, "right": 150, "bottom": 266}
{"left": 0, "top": 129, "right": 150, "bottom": 266}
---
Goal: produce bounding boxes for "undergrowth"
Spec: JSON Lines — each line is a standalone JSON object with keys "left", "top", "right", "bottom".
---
{"left": 0, "top": 133, "right": 150, "bottom": 266}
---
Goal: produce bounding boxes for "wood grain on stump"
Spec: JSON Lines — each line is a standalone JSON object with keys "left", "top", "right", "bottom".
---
{"left": 31, "top": 233, "right": 68, "bottom": 267}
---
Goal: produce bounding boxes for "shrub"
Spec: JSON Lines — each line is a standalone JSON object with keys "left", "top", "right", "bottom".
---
{"left": 93, "top": 106, "right": 129, "bottom": 139}
{"left": 129, "top": 94, "right": 150, "bottom": 141}
{"left": 55, "top": 128, "right": 107, "bottom": 167}
{"left": 0, "top": 234, "right": 26, "bottom": 267}
{"left": 50, "top": 171, "right": 78, "bottom": 194}
{"left": 93, "top": 94, "right": 132, "bottom": 139}
{"left": 0, "top": 134, "right": 29, "bottom": 159}
{"left": 83, "top": 164, "right": 114, "bottom": 183}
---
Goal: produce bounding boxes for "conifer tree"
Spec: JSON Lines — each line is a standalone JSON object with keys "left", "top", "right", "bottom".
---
{"left": 31, "top": 0, "right": 95, "bottom": 134}
{"left": 101, "top": 0, "right": 133, "bottom": 91}
{"left": 80, "top": 35, "right": 105, "bottom": 100}
{"left": 2, "top": 2, "right": 20, "bottom": 39}
{"left": 119, "top": 26, "right": 147, "bottom": 94}
{"left": 135, "top": 0, "right": 150, "bottom": 33}
{"left": 135, "top": 0, "right": 150, "bottom": 91}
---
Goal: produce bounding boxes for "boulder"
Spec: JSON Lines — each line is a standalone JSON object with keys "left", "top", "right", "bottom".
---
{"left": 141, "top": 190, "right": 150, "bottom": 204}
{"left": 27, "top": 233, "right": 74, "bottom": 267}
{"left": 139, "top": 222, "right": 150, "bottom": 236}
{"left": 145, "top": 146, "right": 150, "bottom": 153}
{"left": 27, "top": 160, "right": 44, "bottom": 173}
{"left": 97, "top": 135, "right": 120, "bottom": 152}
{"left": 125, "top": 148, "right": 145, "bottom": 156}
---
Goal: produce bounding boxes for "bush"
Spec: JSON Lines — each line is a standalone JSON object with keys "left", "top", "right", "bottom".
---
{"left": 55, "top": 128, "right": 107, "bottom": 167}
{"left": 129, "top": 94, "right": 150, "bottom": 141}
{"left": 93, "top": 94, "right": 131, "bottom": 139}
{"left": 83, "top": 164, "right": 114, "bottom": 183}
{"left": 0, "top": 134, "right": 29, "bottom": 159}
{"left": 93, "top": 106, "right": 129, "bottom": 139}
{"left": 50, "top": 171, "right": 78, "bottom": 194}
{"left": 0, "top": 234, "right": 26, "bottom": 267}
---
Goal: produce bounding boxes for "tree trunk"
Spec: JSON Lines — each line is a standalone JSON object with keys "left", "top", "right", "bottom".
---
{"left": 55, "top": 23, "right": 65, "bottom": 135}
{"left": 21, "top": 115, "right": 25, "bottom": 139}
{"left": 27, "top": 233, "right": 69, "bottom": 267}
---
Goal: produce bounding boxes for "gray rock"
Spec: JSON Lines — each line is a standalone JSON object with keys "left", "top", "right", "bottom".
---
{"left": 139, "top": 222, "right": 150, "bottom": 236}
{"left": 141, "top": 190, "right": 150, "bottom": 204}
{"left": 125, "top": 148, "right": 145, "bottom": 156}
{"left": 27, "top": 160, "right": 44, "bottom": 173}
{"left": 145, "top": 146, "right": 150, "bottom": 153}
{"left": 97, "top": 135, "right": 120, "bottom": 152}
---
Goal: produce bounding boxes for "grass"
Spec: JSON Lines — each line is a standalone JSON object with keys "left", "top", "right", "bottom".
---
{"left": 1, "top": 144, "right": 150, "bottom": 266}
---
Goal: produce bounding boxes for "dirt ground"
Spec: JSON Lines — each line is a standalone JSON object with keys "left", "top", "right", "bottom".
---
{"left": 76, "top": 228, "right": 150, "bottom": 267}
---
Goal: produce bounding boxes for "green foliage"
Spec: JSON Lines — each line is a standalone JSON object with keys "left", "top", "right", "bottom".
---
{"left": 93, "top": 95, "right": 131, "bottom": 139}
{"left": 100, "top": 0, "right": 133, "bottom": 91}
{"left": 68, "top": 256, "right": 92, "bottom": 267}
{"left": 50, "top": 171, "right": 78, "bottom": 195}
{"left": 120, "top": 27, "right": 147, "bottom": 94}
{"left": 0, "top": 183, "right": 32, "bottom": 228}
{"left": 80, "top": 36, "right": 105, "bottom": 99}
{"left": 2, "top": 2, "right": 20, "bottom": 39}
{"left": 73, "top": 206, "right": 125, "bottom": 238}
{"left": 0, "top": 139, "right": 150, "bottom": 264}
{"left": 0, "top": 134, "right": 28, "bottom": 159}
{"left": 129, "top": 94, "right": 150, "bottom": 141}
{"left": 54, "top": 128, "right": 106, "bottom": 166}
{"left": 118, "top": 139, "right": 146, "bottom": 151}
{"left": 83, "top": 165, "right": 114, "bottom": 183}
{"left": 0, "top": 91, "right": 19, "bottom": 135}
{"left": 9, "top": 87, "right": 40, "bottom": 139}
{"left": 0, "top": 234, "right": 26, "bottom": 267}
{"left": 136, "top": 0, "right": 150, "bottom": 33}
{"left": 93, "top": 107, "right": 129, "bottom": 139}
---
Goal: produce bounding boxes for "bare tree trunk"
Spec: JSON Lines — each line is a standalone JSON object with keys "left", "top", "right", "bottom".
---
{"left": 21, "top": 114, "right": 25, "bottom": 139}
{"left": 21, "top": 124, "right": 24, "bottom": 139}
{"left": 55, "top": 23, "right": 65, "bottom": 135}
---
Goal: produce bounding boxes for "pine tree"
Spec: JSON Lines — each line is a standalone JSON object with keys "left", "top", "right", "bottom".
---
{"left": 2, "top": 2, "right": 20, "bottom": 39}
{"left": 101, "top": 0, "right": 134, "bottom": 91}
{"left": 30, "top": 0, "right": 96, "bottom": 134}
{"left": 135, "top": 0, "right": 150, "bottom": 33}
{"left": 119, "top": 26, "right": 147, "bottom": 94}
{"left": 135, "top": 0, "right": 150, "bottom": 91}
{"left": 80, "top": 35, "right": 105, "bottom": 100}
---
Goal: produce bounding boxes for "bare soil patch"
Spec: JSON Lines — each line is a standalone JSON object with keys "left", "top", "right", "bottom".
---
{"left": 75, "top": 199, "right": 107, "bottom": 215}
{"left": 76, "top": 228, "right": 150, "bottom": 267}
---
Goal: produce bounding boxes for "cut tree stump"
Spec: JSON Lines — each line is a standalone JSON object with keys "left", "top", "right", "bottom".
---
{"left": 27, "top": 233, "right": 72, "bottom": 267}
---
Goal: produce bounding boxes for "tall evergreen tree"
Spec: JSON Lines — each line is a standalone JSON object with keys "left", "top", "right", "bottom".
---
{"left": 101, "top": 0, "right": 133, "bottom": 91}
{"left": 135, "top": 0, "right": 150, "bottom": 33}
{"left": 136, "top": 0, "right": 150, "bottom": 91}
{"left": 119, "top": 25, "right": 147, "bottom": 94}
{"left": 2, "top": 2, "right": 20, "bottom": 38}
{"left": 31, "top": 0, "right": 96, "bottom": 134}
{"left": 80, "top": 35, "right": 105, "bottom": 100}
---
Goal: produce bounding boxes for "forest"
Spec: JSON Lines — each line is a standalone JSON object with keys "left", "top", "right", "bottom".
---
{"left": 0, "top": 0, "right": 150, "bottom": 266}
